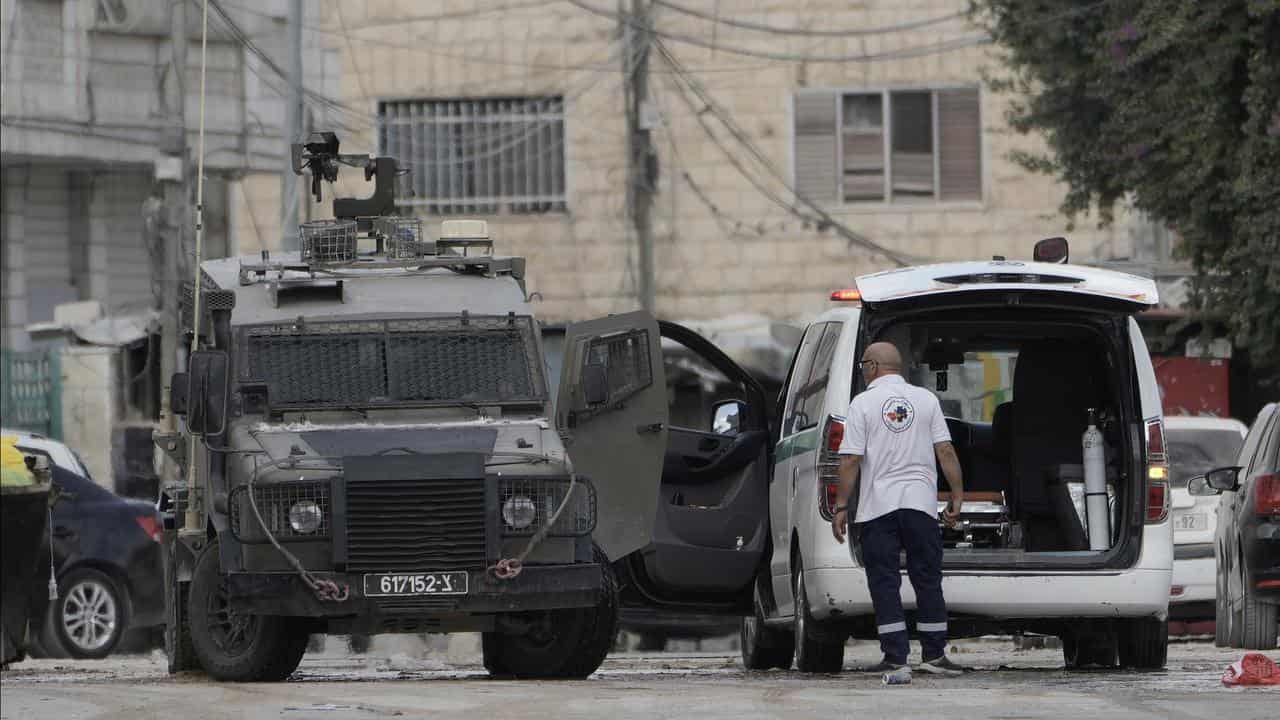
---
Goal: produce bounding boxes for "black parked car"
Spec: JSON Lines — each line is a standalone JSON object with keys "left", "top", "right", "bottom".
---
{"left": 7, "top": 430, "right": 165, "bottom": 659}
{"left": 1189, "top": 402, "right": 1280, "bottom": 650}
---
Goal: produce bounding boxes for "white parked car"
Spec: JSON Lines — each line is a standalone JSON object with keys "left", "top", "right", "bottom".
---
{"left": 740, "top": 247, "right": 1174, "bottom": 671}
{"left": 1164, "top": 416, "right": 1247, "bottom": 622}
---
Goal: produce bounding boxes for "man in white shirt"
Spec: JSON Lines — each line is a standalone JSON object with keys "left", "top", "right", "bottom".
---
{"left": 831, "top": 342, "right": 966, "bottom": 677}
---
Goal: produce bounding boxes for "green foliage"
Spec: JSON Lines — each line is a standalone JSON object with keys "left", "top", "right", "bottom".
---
{"left": 974, "top": 0, "right": 1280, "bottom": 374}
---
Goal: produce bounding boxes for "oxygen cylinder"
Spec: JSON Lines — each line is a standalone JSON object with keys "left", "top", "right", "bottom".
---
{"left": 1082, "top": 409, "right": 1110, "bottom": 551}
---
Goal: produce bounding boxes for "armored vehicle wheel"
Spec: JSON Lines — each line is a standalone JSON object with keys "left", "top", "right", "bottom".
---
{"left": 483, "top": 546, "right": 618, "bottom": 679}
{"left": 188, "top": 540, "right": 308, "bottom": 681}
{"left": 166, "top": 579, "right": 198, "bottom": 673}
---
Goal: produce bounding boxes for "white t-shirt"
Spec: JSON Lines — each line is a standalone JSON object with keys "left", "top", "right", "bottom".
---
{"left": 837, "top": 374, "right": 952, "bottom": 523}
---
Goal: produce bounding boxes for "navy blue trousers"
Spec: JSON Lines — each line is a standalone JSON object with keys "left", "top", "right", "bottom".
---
{"left": 858, "top": 509, "right": 948, "bottom": 664}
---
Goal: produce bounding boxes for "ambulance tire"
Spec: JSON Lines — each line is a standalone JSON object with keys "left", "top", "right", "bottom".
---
{"left": 483, "top": 546, "right": 618, "bottom": 679}
{"left": 188, "top": 540, "right": 308, "bottom": 682}
{"left": 1117, "top": 618, "right": 1168, "bottom": 670}
{"left": 1061, "top": 630, "right": 1117, "bottom": 669}
{"left": 740, "top": 572, "right": 793, "bottom": 670}
{"left": 792, "top": 565, "right": 844, "bottom": 673}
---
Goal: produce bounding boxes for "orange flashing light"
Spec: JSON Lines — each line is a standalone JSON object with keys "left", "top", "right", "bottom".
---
{"left": 830, "top": 288, "right": 862, "bottom": 302}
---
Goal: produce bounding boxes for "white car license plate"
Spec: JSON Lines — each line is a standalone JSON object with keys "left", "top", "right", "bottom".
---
{"left": 363, "top": 572, "right": 469, "bottom": 597}
{"left": 1175, "top": 513, "right": 1206, "bottom": 532}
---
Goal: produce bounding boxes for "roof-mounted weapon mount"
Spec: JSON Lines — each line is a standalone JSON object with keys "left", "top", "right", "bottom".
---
{"left": 291, "top": 131, "right": 399, "bottom": 219}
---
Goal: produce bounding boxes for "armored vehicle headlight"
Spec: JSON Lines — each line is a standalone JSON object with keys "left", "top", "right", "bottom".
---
{"left": 288, "top": 500, "right": 323, "bottom": 534}
{"left": 502, "top": 496, "right": 537, "bottom": 530}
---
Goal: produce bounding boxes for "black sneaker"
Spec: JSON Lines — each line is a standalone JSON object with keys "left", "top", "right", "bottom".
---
{"left": 862, "top": 658, "right": 909, "bottom": 673}
{"left": 918, "top": 655, "right": 968, "bottom": 676}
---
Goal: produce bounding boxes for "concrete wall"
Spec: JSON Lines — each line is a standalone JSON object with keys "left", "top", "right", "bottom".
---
{"left": 324, "top": 0, "right": 1138, "bottom": 325}
{"left": 59, "top": 344, "right": 118, "bottom": 490}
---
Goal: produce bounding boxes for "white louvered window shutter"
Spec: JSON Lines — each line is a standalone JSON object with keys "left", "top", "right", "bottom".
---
{"left": 890, "top": 91, "right": 935, "bottom": 202}
{"left": 937, "top": 88, "right": 982, "bottom": 202}
{"left": 842, "top": 94, "right": 885, "bottom": 202}
{"left": 793, "top": 93, "right": 839, "bottom": 203}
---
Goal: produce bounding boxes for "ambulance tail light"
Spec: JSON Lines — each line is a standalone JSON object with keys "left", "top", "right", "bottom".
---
{"left": 1146, "top": 418, "right": 1170, "bottom": 524}
{"left": 818, "top": 415, "right": 846, "bottom": 520}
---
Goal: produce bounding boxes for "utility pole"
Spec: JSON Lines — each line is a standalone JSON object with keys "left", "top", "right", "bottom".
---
{"left": 281, "top": 0, "right": 303, "bottom": 250}
{"left": 622, "top": 0, "right": 656, "bottom": 314}
{"left": 158, "top": 0, "right": 189, "bottom": 453}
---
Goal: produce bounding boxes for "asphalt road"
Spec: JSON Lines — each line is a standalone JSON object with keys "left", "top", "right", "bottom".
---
{"left": 2, "top": 639, "right": 1276, "bottom": 719}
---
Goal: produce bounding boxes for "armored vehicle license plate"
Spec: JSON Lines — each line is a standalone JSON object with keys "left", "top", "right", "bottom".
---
{"left": 363, "top": 572, "right": 469, "bottom": 597}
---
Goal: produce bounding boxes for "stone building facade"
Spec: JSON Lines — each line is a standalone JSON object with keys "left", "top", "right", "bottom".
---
{"left": 293, "top": 1, "right": 1140, "bottom": 324}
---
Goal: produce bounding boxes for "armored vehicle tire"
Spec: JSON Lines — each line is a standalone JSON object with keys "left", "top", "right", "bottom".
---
{"left": 1117, "top": 618, "right": 1168, "bottom": 669}
{"left": 166, "top": 580, "right": 198, "bottom": 673}
{"left": 482, "top": 547, "right": 619, "bottom": 679}
{"left": 188, "top": 540, "right": 309, "bottom": 681}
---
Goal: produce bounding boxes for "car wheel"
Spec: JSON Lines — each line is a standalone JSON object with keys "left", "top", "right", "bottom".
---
{"left": 482, "top": 544, "right": 618, "bottom": 679}
{"left": 1226, "top": 544, "right": 1245, "bottom": 647}
{"left": 1239, "top": 570, "right": 1279, "bottom": 651}
{"left": 792, "top": 564, "right": 843, "bottom": 673}
{"left": 740, "top": 579, "right": 793, "bottom": 671}
{"left": 52, "top": 568, "right": 126, "bottom": 660}
{"left": 1214, "top": 549, "right": 1230, "bottom": 647}
{"left": 187, "top": 540, "right": 309, "bottom": 681}
{"left": 1117, "top": 618, "right": 1168, "bottom": 670}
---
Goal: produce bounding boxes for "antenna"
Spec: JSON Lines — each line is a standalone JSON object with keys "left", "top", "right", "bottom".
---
{"left": 185, "top": 0, "right": 211, "bottom": 532}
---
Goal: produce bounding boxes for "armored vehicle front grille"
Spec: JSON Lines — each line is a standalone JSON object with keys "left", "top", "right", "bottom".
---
{"left": 374, "top": 597, "right": 462, "bottom": 615}
{"left": 345, "top": 478, "right": 487, "bottom": 573}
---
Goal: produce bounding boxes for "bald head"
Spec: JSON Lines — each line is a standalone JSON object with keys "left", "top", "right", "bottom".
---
{"left": 860, "top": 342, "right": 903, "bottom": 381}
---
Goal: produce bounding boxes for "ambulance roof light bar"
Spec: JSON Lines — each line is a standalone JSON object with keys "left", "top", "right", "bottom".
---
{"left": 830, "top": 288, "right": 861, "bottom": 302}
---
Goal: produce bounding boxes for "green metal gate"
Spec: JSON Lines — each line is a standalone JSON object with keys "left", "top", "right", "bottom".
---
{"left": 1, "top": 349, "right": 62, "bottom": 439}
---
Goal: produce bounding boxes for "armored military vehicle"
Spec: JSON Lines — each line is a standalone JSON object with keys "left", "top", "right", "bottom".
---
{"left": 157, "top": 135, "right": 671, "bottom": 680}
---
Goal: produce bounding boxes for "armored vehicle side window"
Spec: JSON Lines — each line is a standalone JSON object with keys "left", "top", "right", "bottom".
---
{"left": 581, "top": 329, "right": 653, "bottom": 408}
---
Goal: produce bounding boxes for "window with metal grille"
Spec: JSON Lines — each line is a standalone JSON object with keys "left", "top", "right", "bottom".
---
{"left": 239, "top": 316, "right": 548, "bottom": 408}
{"left": 378, "top": 97, "right": 567, "bottom": 215}
{"left": 794, "top": 87, "right": 982, "bottom": 204}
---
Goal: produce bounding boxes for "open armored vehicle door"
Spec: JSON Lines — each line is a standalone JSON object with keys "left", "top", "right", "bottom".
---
{"left": 557, "top": 311, "right": 668, "bottom": 561}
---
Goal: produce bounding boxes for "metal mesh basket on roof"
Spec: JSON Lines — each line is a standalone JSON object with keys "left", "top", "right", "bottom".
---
{"left": 300, "top": 218, "right": 358, "bottom": 263}
{"left": 374, "top": 216, "right": 432, "bottom": 258}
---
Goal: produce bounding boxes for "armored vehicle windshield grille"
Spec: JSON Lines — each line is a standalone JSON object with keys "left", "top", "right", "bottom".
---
{"left": 345, "top": 478, "right": 488, "bottom": 573}
{"left": 240, "top": 316, "right": 545, "bottom": 408}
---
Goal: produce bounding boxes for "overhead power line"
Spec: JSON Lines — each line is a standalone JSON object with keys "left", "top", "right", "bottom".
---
{"left": 566, "top": 0, "right": 990, "bottom": 64}
{"left": 345, "top": 0, "right": 564, "bottom": 30}
{"left": 653, "top": 0, "right": 966, "bottom": 37}
{"left": 569, "top": 0, "right": 1122, "bottom": 65}
{"left": 656, "top": 39, "right": 916, "bottom": 267}
{"left": 212, "top": 0, "right": 770, "bottom": 74}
